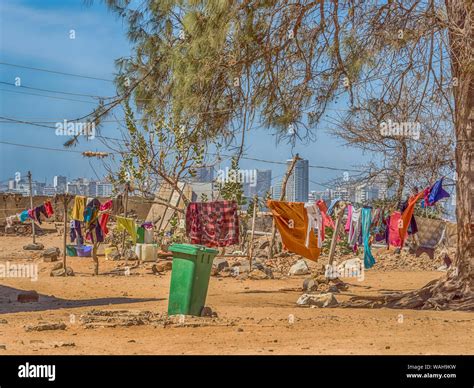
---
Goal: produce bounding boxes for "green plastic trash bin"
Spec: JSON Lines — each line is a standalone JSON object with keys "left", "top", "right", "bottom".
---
{"left": 167, "top": 243, "right": 219, "bottom": 316}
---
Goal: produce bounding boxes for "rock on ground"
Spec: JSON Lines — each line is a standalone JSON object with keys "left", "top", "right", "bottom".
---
{"left": 296, "top": 293, "right": 338, "bottom": 308}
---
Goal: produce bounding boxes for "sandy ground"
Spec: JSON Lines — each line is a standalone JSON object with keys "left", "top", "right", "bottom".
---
{"left": 0, "top": 233, "right": 472, "bottom": 355}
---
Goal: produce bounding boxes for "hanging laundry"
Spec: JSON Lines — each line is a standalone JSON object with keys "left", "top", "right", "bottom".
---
{"left": 428, "top": 177, "right": 450, "bottom": 205}
{"left": 388, "top": 212, "right": 405, "bottom": 247}
{"left": 348, "top": 208, "right": 362, "bottom": 247}
{"left": 116, "top": 216, "right": 137, "bottom": 244}
{"left": 19, "top": 210, "right": 29, "bottom": 222}
{"left": 267, "top": 201, "right": 320, "bottom": 261}
{"left": 84, "top": 198, "right": 101, "bottom": 226}
{"left": 86, "top": 222, "right": 104, "bottom": 243}
{"left": 70, "top": 220, "right": 84, "bottom": 245}
{"left": 327, "top": 198, "right": 341, "bottom": 216}
{"left": 344, "top": 204, "right": 353, "bottom": 233}
{"left": 27, "top": 208, "right": 36, "bottom": 221}
{"left": 99, "top": 200, "right": 113, "bottom": 211}
{"left": 44, "top": 201, "right": 54, "bottom": 217}
{"left": 71, "top": 196, "right": 87, "bottom": 221}
{"left": 6, "top": 215, "right": 16, "bottom": 227}
{"left": 99, "top": 213, "right": 110, "bottom": 235}
{"left": 374, "top": 210, "right": 389, "bottom": 243}
{"left": 34, "top": 205, "right": 48, "bottom": 225}
{"left": 305, "top": 203, "right": 323, "bottom": 248}
{"left": 316, "top": 200, "right": 335, "bottom": 229}
{"left": 185, "top": 201, "right": 240, "bottom": 247}
{"left": 399, "top": 191, "right": 425, "bottom": 247}
{"left": 361, "top": 207, "right": 376, "bottom": 269}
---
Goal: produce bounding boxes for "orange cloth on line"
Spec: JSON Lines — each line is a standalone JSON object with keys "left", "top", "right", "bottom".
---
{"left": 267, "top": 200, "right": 320, "bottom": 261}
{"left": 398, "top": 191, "right": 425, "bottom": 247}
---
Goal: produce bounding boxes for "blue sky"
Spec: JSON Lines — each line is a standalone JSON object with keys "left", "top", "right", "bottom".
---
{"left": 0, "top": 0, "right": 369, "bottom": 190}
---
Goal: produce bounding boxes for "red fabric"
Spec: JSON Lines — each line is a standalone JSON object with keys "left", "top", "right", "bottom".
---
{"left": 44, "top": 201, "right": 54, "bottom": 217}
{"left": 99, "top": 213, "right": 110, "bottom": 235}
{"left": 100, "top": 200, "right": 113, "bottom": 211}
{"left": 185, "top": 201, "right": 239, "bottom": 247}
{"left": 388, "top": 212, "right": 405, "bottom": 247}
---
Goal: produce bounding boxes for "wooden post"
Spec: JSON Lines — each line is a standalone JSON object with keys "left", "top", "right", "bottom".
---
{"left": 27, "top": 171, "right": 36, "bottom": 244}
{"left": 63, "top": 197, "right": 68, "bottom": 269}
{"left": 268, "top": 154, "right": 300, "bottom": 258}
{"left": 122, "top": 182, "right": 130, "bottom": 263}
{"left": 248, "top": 195, "right": 258, "bottom": 272}
{"left": 60, "top": 194, "right": 73, "bottom": 272}
{"left": 92, "top": 242, "right": 99, "bottom": 275}
{"left": 328, "top": 201, "right": 347, "bottom": 266}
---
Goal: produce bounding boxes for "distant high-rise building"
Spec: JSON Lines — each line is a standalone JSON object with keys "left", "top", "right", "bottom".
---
{"left": 97, "top": 182, "right": 113, "bottom": 197}
{"left": 53, "top": 175, "right": 67, "bottom": 193}
{"left": 66, "top": 178, "right": 89, "bottom": 195}
{"left": 272, "top": 182, "right": 282, "bottom": 199}
{"left": 286, "top": 159, "right": 309, "bottom": 202}
{"left": 193, "top": 166, "right": 214, "bottom": 183}
{"left": 331, "top": 187, "right": 352, "bottom": 202}
{"left": 309, "top": 189, "right": 331, "bottom": 202}
{"left": 43, "top": 186, "right": 56, "bottom": 196}
{"left": 245, "top": 169, "right": 272, "bottom": 198}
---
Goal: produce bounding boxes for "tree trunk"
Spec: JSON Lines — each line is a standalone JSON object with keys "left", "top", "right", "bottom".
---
{"left": 446, "top": 0, "right": 474, "bottom": 287}
{"left": 395, "top": 140, "right": 407, "bottom": 204}
{"left": 341, "top": 0, "right": 473, "bottom": 310}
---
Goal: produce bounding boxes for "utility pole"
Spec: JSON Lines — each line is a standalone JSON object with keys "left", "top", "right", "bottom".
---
{"left": 27, "top": 171, "right": 36, "bottom": 244}
{"left": 248, "top": 194, "right": 258, "bottom": 272}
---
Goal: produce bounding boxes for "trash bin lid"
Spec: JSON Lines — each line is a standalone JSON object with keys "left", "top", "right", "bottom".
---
{"left": 169, "top": 243, "right": 219, "bottom": 255}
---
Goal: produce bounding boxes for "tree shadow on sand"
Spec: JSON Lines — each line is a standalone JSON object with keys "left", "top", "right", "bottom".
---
{"left": 0, "top": 285, "right": 165, "bottom": 314}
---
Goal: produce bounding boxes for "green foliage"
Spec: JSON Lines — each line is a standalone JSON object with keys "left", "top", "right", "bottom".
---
{"left": 216, "top": 156, "right": 247, "bottom": 206}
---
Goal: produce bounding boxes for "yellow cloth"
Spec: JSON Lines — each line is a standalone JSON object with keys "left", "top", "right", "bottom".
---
{"left": 116, "top": 216, "right": 137, "bottom": 244}
{"left": 267, "top": 200, "right": 320, "bottom": 261}
{"left": 71, "top": 196, "right": 86, "bottom": 221}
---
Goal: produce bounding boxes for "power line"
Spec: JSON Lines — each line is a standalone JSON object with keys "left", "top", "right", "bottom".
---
{"left": 0, "top": 61, "right": 114, "bottom": 82}
{"left": 0, "top": 140, "right": 86, "bottom": 154}
{"left": 0, "top": 81, "right": 113, "bottom": 99}
{"left": 0, "top": 88, "right": 98, "bottom": 104}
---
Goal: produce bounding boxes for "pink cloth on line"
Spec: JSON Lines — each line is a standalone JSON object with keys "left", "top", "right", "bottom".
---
{"left": 388, "top": 211, "right": 407, "bottom": 248}
{"left": 315, "top": 200, "right": 334, "bottom": 243}
{"left": 345, "top": 204, "right": 353, "bottom": 233}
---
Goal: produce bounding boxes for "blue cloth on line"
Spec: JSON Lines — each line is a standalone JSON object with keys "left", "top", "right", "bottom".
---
{"left": 327, "top": 198, "right": 341, "bottom": 216}
{"left": 361, "top": 207, "right": 376, "bottom": 269}
{"left": 19, "top": 210, "right": 29, "bottom": 222}
{"left": 428, "top": 177, "right": 450, "bottom": 205}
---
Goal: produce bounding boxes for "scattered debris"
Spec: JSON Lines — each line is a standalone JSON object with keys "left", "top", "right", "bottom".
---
{"left": 79, "top": 309, "right": 231, "bottom": 329}
{"left": 213, "top": 258, "right": 229, "bottom": 272}
{"left": 296, "top": 293, "right": 338, "bottom": 308}
{"left": 53, "top": 341, "right": 75, "bottom": 348}
{"left": 23, "top": 243, "right": 44, "bottom": 251}
{"left": 289, "top": 259, "right": 310, "bottom": 276}
{"left": 50, "top": 266, "right": 74, "bottom": 277}
{"left": 41, "top": 247, "right": 60, "bottom": 262}
{"left": 24, "top": 322, "right": 67, "bottom": 332}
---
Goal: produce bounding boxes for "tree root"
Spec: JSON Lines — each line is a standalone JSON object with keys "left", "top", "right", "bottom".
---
{"left": 338, "top": 270, "right": 474, "bottom": 311}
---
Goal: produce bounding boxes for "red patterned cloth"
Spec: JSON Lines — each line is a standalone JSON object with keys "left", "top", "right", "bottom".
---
{"left": 44, "top": 201, "right": 54, "bottom": 217}
{"left": 186, "top": 201, "right": 239, "bottom": 247}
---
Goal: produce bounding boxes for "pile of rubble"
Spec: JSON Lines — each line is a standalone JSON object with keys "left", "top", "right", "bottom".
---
{"left": 369, "top": 247, "right": 451, "bottom": 272}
